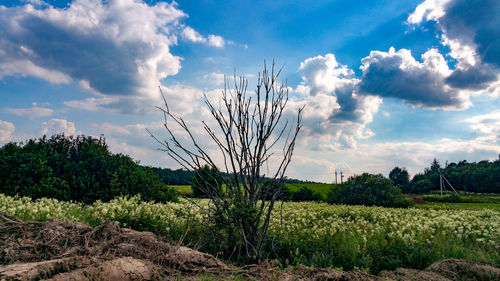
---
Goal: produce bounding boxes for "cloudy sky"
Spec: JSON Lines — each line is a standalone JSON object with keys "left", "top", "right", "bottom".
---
{"left": 1, "top": 0, "right": 499, "bottom": 182}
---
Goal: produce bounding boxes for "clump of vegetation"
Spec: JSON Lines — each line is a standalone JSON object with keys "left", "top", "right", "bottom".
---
{"left": 261, "top": 179, "right": 290, "bottom": 201}
{"left": 410, "top": 179, "right": 435, "bottom": 194}
{"left": 291, "top": 186, "right": 322, "bottom": 202}
{"left": 408, "top": 158, "right": 500, "bottom": 194}
{"left": 192, "top": 165, "right": 223, "bottom": 198}
{"left": 0, "top": 134, "right": 178, "bottom": 204}
{"left": 327, "top": 173, "right": 413, "bottom": 208}
{"left": 389, "top": 166, "right": 410, "bottom": 193}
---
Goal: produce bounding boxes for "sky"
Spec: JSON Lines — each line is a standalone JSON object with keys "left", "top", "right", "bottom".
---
{"left": 0, "top": 0, "right": 499, "bottom": 182}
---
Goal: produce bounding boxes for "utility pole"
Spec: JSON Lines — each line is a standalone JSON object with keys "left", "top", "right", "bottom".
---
{"left": 440, "top": 169, "right": 459, "bottom": 196}
{"left": 335, "top": 170, "right": 338, "bottom": 184}
{"left": 340, "top": 172, "right": 344, "bottom": 184}
{"left": 440, "top": 170, "right": 444, "bottom": 196}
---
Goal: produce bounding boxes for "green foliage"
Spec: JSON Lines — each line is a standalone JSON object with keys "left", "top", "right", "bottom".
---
{"left": 411, "top": 158, "right": 500, "bottom": 193}
{"left": 261, "top": 179, "right": 290, "bottom": 201}
{"left": 0, "top": 134, "right": 177, "bottom": 204}
{"left": 410, "top": 179, "right": 434, "bottom": 194}
{"left": 286, "top": 183, "right": 335, "bottom": 199}
{"left": 206, "top": 199, "right": 262, "bottom": 261}
{"left": 148, "top": 166, "right": 194, "bottom": 185}
{"left": 191, "top": 165, "right": 223, "bottom": 198}
{"left": 291, "top": 186, "right": 322, "bottom": 202}
{"left": 327, "top": 173, "right": 413, "bottom": 208}
{"left": 389, "top": 166, "right": 410, "bottom": 193}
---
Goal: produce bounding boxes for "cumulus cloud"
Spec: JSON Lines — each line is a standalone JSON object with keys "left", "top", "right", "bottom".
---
{"left": 207, "top": 35, "right": 225, "bottom": 47}
{"left": 293, "top": 54, "right": 381, "bottom": 149}
{"left": 407, "top": 0, "right": 500, "bottom": 93}
{"left": 4, "top": 102, "right": 54, "bottom": 119}
{"left": 203, "top": 72, "right": 225, "bottom": 86}
{"left": 355, "top": 0, "right": 500, "bottom": 110}
{"left": 0, "top": 0, "right": 227, "bottom": 113}
{"left": 466, "top": 111, "right": 500, "bottom": 137}
{"left": 359, "top": 47, "right": 471, "bottom": 110}
{"left": 182, "top": 27, "right": 225, "bottom": 47}
{"left": 40, "top": 118, "right": 76, "bottom": 136}
{"left": 0, "top": 120, "right": 15, "bottom": 143}
{"left": 298, "top": 54, "right": 357, "bottom": 96}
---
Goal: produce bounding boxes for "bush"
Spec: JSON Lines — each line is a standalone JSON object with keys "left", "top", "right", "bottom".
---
{"left": 410, "top": 179, "right": 434, "bottom": 194}
{"left": 191, "top": 165, "right": 223, "bottom": 198}
{"left": 0, "top": 134, "right": 178, "bottom": 204}
{"left": 261, "top": 179, "right": 291, "bottom": 201}
{"left": 327, "top": 173, "right": 412, "bottom": 208}
{"left": 291, "top": 186, "right": 322, "bottom": 202}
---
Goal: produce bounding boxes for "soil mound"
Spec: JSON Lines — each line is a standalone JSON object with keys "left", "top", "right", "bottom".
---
{"left": 0, "top": 212, "right": 498, "bottom": 281}
{"left": 0, "top": 212, "right": 229, "bottom": 280}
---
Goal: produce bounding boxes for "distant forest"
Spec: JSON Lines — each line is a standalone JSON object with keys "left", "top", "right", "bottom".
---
{"left": 144, "top": 166, "right": 318, "bottom": 185}
{"left": 405, "top": 157, "right": 500, "bottom": 194}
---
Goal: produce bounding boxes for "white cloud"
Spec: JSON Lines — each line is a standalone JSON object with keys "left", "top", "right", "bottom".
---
{"left": 0, "top": 120, "right": 15, "bottom": 143}
{"left": 181, "top": 26, "right": 205, "bottom": 43}
{"left": 408, "top": 0, "right": 500, "bottom": 91}
{"left": 40, "top": 118, "right": 76, "bottom": 136}
{"left": 203, "top": 72, "right": 225, "bottom": 86}
{"left": 63, "top": 97, "right": 116, "bottom": 112}
{"left": 407, "top": 0, "right": 452, "bottom": 25}
{"left": 359, "top": 47, "right": 472, "bottom": 110}
{"left": 4, "top": 102, "right": 54, "bottom": 119}
{"left": 0, "top": 59, "right": 71, "bottom": 84}
{"left": 466, "top": 111, "right": 500, "bottom": 136}
{"left": 298, "top": 54, "right": 357, "bottom": 96}
{"left": 207, "top": 35, "right": 225, "bottom": 47}
{"left": 293, "top": 53, "right": 381, "bottom": 149}
{"left": 181, "top": 27, "right": 225, "bottom": 48}
{"left": 0, "top": 0, "right": 227, "bottom": 113}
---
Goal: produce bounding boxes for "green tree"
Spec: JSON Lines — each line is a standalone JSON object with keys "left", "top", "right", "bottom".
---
{"left": 327, "top": 173, "right": 412, "bottom": 208}
{"left": 389, "top": 166, "right": 410, "bottom": 193}
{"left": 192, "top": 165, "right": 223, "bottom": 198}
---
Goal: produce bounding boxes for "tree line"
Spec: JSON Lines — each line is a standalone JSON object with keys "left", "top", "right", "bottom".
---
{"left": 145, "top": 165, "right": 320, "bottom": 186}
{"left": 390, "top": 157, "right": 500, "bottom": 194}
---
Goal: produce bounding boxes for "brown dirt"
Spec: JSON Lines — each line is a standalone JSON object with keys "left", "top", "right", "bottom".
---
{"left": 1, "top": 212, "right": 498, "bottom": 281}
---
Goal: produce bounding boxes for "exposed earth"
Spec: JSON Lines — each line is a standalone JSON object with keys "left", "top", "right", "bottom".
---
{"left": 0, "top": 212, "right": 498, "bottom": 281}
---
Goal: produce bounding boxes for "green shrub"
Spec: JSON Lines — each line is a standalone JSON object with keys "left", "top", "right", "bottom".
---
{"left": 291, "top": 186, "right": 322, "bottom": 202}
{"left": 0, "top": 134, "right": 178, "bottom": 204}
{"left": 411, "top": 179, "right": 434, "bottom": 194}
{"left": 261, "top": 179, "right": 290, "bottom": 201}
{"left": 327, "top": 173, "right": 413, "bottom": 208}
{"left": 192, "top": 165, "right": 223, "bottom": 198}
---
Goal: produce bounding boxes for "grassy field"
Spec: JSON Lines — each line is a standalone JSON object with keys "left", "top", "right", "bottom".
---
{"left": 1, "top": 193, "right": 498, "bottom": 273}
{"left": 168, "top": 185, "right": 193, "bottom": 196}
{"left": 418, "top": 202, "right": 500, "bottom": 211}
{"left": 169, "top": 183, "right": 337, "bottom": 198}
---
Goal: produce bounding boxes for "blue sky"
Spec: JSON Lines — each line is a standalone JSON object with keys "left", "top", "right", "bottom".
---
{"left": 1, "top": 0, "right": 499, "bottom": 182}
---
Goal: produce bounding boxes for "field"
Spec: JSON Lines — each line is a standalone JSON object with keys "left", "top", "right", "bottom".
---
{"left": 418, "top": 202, "right": 500, "bottom": 211}
{"left": 170, "top": 183, "right": 337, "bottom": 198}
{"left": 1, "top": 193, "right": 498, "bottom": 273}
